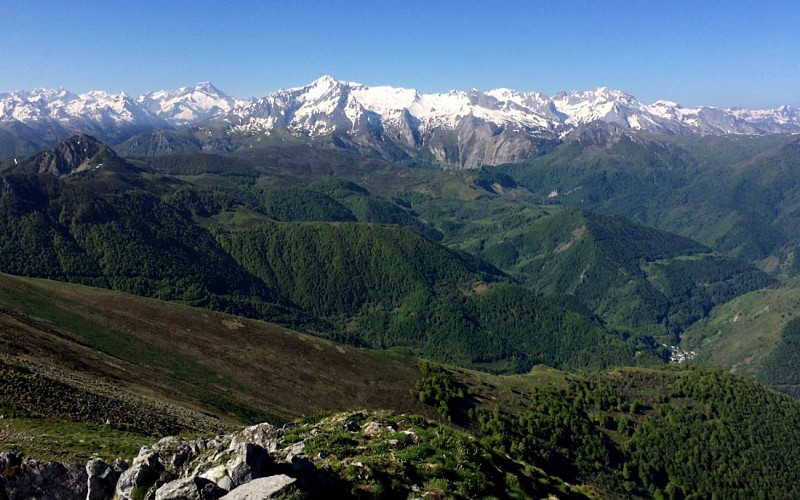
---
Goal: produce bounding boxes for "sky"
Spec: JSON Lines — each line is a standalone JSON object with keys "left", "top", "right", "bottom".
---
{"left": 0, "top": 0, "right": 798, "bottom": 108}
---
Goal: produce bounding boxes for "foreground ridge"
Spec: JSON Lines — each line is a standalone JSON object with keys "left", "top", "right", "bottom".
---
{"left": 0, "top": 410, "right": 588, "bottom": 499}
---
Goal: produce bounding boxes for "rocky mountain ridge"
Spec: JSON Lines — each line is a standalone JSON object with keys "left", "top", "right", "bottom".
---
{"left": 13, "top": 133, "right": 117, "bottom": 176}
{"left": 3, "top": 76, "right": 800, "bottom": 167}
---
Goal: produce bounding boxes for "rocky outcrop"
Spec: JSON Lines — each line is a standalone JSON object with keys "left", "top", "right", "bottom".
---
{"left": 114, "top": 423, "right": 302, "bottom": 500}
{"left": 153, "top": 476, "right": 227, "bottom": 500}
{"left": 0, "top": 421, "right": 301, "bottom": 500}
{"left": 1, "top": 409, "right": 569, "bottom": 499}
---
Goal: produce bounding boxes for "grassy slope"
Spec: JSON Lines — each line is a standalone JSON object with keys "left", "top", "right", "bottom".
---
{"left": 0, "top": 273, "right": 590, "bottom": 495}
{"left": 502, "top": 133, "right": 800, "bottom": 269}
{"left": 0, "top": 272, "right": 433, "bottom": 461}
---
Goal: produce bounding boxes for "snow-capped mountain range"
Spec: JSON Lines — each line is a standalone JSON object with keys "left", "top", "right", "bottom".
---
{"left": 2, "top": 76, "right": 799, "bottom": 168}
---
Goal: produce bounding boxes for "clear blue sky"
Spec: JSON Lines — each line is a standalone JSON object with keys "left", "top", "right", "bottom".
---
{"left": 1, "top": 0, "right": 798, "bottom": 108}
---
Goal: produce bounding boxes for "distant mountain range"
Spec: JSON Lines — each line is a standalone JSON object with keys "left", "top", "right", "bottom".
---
{"left": 2, "top": 76, "right": 799, "bottom": 167}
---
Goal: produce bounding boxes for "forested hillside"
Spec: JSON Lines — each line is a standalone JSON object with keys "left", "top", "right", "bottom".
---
{"left": 0, "top": 136, "right": 649, "bottom": 373}
{"left": 501, "top": 131, "right": 800, "bottom": 275}
{"left": 216, "top": 222, "right": 645, "bottom": 371}
{"left": 415, "top": 363, "right": 800, "bottom": 499}
{"left": 440, "top": 208, "right": 773, "bottom": 341}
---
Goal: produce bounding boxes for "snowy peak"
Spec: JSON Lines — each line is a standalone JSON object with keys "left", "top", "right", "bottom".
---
{"left": 303, "top": 74, "right": 342, "bottom": 95}
{"left": 0, "top": 82, "right": 242, "bottom": 148}
{"left": 59, "top": 90, "right": 152, "bottom": 125}
{"left": 226, "top": 76, "right": 559, "bottom": 141}
{"left": 137, "top": 82, "right": 240, "bottom": 125}
{"left": 551, "top": 87, "right": 644, "bottom": 128}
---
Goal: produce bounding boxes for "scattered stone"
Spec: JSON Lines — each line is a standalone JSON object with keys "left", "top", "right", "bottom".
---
{"left": 401, "top": 430, "right": 419, "bottom": 444}
{"left": 362, "top": 421, "right": 383, "bottom": 436}
{"left": 282, "top": 441, "right": 305, "bottom": 461}
{"left": 0, "top": 459, "right": 87, "bottom": 500}
{"left": 0, "top": 451, "right": 20, "bottom": 469}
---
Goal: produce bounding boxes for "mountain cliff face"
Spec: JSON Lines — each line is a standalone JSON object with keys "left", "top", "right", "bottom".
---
{"left": 3, "top": 76, "right": 800, "bottom": 167}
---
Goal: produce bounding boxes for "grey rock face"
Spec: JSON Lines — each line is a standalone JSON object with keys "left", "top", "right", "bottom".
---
{"left": 199, "top": 465, "right": 235, "bottom": 492}
{"left": 226, "top": 443, "right": 274, "bottom": 487}
{"left": 0, "top": 454, "right": 87, "bottom": 500}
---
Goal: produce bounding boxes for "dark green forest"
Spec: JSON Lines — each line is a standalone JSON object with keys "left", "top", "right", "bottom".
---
{"left": 417, "top": 363, "right": 800, "bottom": 499}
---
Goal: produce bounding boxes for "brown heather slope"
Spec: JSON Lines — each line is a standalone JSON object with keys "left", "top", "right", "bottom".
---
{"left": 0, "top": 273, "right": 431, "bottom": 432}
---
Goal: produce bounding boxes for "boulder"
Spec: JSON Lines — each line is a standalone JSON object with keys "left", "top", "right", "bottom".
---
{"left": 225, "top": 443, "right": 273, "bottom": 487}
{"left": 228, "top": 423, "right": 278, "bottom": 454}
{"left": 220, "top": 474, "right": 296, "bottom": 499}
{"left": 362, "top": 421, "right": 383, "bottom": 436}
{"left": 199, "top": 465, "right": 234, "bottom": 492}
{"left": 281, "top": 441, "right": 305, "bottom": 462}
{"left": 115, "top": 448, "right": 164, "bottom": 500}
{"left": 151, "top": 436, "right": 198, "bottom": 470}
{"left": 155, "top": 476, "right": 227, "bottom": 500}
{"left": 86, "top": 457, "right": 123, "bottom": 500}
